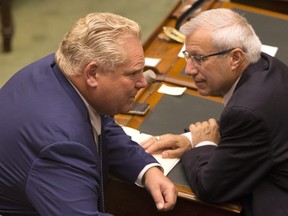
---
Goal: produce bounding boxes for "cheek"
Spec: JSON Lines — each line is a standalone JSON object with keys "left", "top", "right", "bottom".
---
{"left": 210, "top": 74, "right": 234, "bottom": 96}
{"left": 203, "top": 65, "right": 226, "bottom": 87}
{"left": 111, "top": 81, "right": 135, "bottom": 105}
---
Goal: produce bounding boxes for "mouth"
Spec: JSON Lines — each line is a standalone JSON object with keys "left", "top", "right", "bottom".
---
{"left": 129, "top": 95, "right": 136, "bottom": 103}
{"left": 131, "top": 91, "right": 139, "bottom": 99}
{"left": 194, "top": 79, "right": 207, "bottom": 88}
{"left": 130, "top": 94, "right": 136, "bottom": 99}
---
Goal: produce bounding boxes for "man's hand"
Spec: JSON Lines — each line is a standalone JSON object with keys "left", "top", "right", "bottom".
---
{"left": 189, "top": 118, "right": 220, "bottom": 147}
{"left": 143, "top": 167, "right": 177, "bottom": 211}
{"left": 140, "top": 134, "right": 191, "bottom": 158}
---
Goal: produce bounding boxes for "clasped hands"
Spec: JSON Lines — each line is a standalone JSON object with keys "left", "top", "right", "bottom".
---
{"left": 140, "top": 118, "right": 220, "bottom": 158}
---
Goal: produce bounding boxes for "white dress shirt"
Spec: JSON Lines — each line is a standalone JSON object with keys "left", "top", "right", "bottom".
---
{"left": 185, "top": 77, "right": 241, "bottom": 148}
{"left": 68, "top": 79, "right": 160, "bottom": 187}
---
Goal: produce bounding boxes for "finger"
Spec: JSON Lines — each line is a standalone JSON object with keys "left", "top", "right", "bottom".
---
{"left": 140, "top": 136, "right": 155, "bottom": 145}
{"left": 140, "top": 137, "right": 156, "bottom": 149}
{"left": 149, "top": 184, "right": 177, "bottom": 211}
{"left": 189, "top": 123, "right": 198, "bottom": 132}
{"left": 145, "top": 141, "right": 171, "bottom": 154}
{"left": 155, "top": 136, "right": 161, "bottom": 141}
{"left": 162, "top": 148, "right": 183, "bottom": 158}
{"left": 148, "top": 185, "right": 166, "bottom": 210}
{"left": 201, "top": 121, "right": 209, "bottom": 127}
{"left": 161, "top": 187, "right": 178, "bottom": 211}
{"left": 208, "top": 118, "right": 217, "bottom": 125}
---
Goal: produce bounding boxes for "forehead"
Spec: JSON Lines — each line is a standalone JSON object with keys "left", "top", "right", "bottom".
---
{"left": 185, "top": 29, "right": 212, "bottom": 52}
{"left": 121, "top": 36, "right": 145, "bottom": 70}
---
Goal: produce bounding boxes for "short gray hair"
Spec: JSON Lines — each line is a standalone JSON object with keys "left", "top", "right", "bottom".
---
{"left": 180, "top": 8, "right": 262, "bottom": 63}
{"left": 55, "top": 12, "right": 141, "bottom": 76}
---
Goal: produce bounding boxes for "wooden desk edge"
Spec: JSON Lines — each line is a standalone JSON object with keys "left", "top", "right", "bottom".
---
{"left": 177, "top": 186, "right": 242, "bottom": 213}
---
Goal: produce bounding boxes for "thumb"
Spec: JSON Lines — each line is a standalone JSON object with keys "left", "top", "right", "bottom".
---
{"left": 150, "top": 189, "right": 165, "bottom": 210}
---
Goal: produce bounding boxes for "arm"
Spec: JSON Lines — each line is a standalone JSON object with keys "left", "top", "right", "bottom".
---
{"left": 103, "top": 116, "right": 177, "bottom": 211}
{"left": 182, "top": 108, "right": 271, "bottom": 203}
{"left": 26, "top": 142, "right": 112, "bottom": 216}
{"left": 141, "top": 134, "right": 192, "bottom": 158}
{"left": 140, "top": 118, "right": 219, "bottom": 158}
{"left": 143, "top": 167, "right": 177, "bottom": 211}
{"left": 103, "top": 116, "right": 158, "bottom": 182}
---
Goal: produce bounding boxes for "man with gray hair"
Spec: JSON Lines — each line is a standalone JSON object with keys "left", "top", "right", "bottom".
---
{"left": 0, "top": 12, "right": 177, "bottom": 215}
{"left": 141, "top": 8, "right": 288, "bottom": 216}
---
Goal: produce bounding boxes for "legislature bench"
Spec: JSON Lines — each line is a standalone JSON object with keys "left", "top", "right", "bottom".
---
{"left": 106, "top": 1, "right": 288, "bottom": 215}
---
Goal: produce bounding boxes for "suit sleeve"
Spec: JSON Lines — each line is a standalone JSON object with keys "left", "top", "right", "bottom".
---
{"left": 182, "top": 107, "right": 272, "bottom": 203}
{"left": 102, "top": 116, "right": 158, "bottom": 183}
{"left": 26, "top": 142, "right": 113, "bottom": 216}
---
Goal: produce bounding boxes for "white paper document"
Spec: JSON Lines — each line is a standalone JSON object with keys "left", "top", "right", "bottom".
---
{"left": 145, "top": 57, "right": 161, "bottom": 67}
{"left": 158, "top": 84, "right": 186, "bottom": 96}
{"left": 261, "top": 44, "right": 278, "bottom": 57}
{"left": 122, "top": 126, "right": 180, "bottom": 176}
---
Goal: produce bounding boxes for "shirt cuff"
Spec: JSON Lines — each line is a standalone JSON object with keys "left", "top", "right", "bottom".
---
{"left": 182, "top": 132, "right": 217, "bottom": 148}
{"left": 135, "top": 163, "right": 163, "bottom": 187}
{"left": 195, "top": 141, "right": 217, "bottom": 147}
{"left": 182, "top": 132, "right": 192, "bottom": 146}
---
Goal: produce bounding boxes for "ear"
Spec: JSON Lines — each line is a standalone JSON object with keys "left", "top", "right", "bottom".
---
{"left": 230, "top": 48, "right": 245, "bottom": 70}
{"left": 83, "top": 62, "right": 98, "bottom": 87}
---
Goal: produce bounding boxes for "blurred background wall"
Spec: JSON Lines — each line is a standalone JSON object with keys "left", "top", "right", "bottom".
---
{"left": 0, "top": 0, "right": 176, "bottom": 87}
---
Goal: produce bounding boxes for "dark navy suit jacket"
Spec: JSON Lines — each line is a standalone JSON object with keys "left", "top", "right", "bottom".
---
{"left": 182, "top": 53, "right": 288, "bottom": 216}
{"left": 0, "top": 54, "right": 157, "bottom": 215}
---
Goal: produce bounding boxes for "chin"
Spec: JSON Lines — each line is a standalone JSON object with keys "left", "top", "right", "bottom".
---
{"left": 198, "top": 89, "right": 209, "bottom": 96}
{"left": 119, "top": 104, "right": 133, "bottom": 114}
{"left": 198, "top": 88, "right": 216, "bottom": 97}
{"left": 128, "top": 100, "right": 135, "bottom": 108}
{"left": 126, "top": 104, "right": 134, "bottom": 112}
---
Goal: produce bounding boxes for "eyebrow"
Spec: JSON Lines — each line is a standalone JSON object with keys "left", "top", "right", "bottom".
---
{"left": 124, "top": 68, "right": 143, "bottom": 75}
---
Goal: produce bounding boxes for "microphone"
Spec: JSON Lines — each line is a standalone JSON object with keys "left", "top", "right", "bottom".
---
{"left": 126, "top": 69, "right": 197, "bottom": 115}
{"left": 143, "top": 69, "right": 156, "bottom": 84}
{"left": 143, "top": 69, "right": 197, "bottom": 90}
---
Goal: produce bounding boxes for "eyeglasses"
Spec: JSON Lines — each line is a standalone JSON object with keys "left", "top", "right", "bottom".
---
{"left": 182, "top": 48, "right": 235, "bottom": 66}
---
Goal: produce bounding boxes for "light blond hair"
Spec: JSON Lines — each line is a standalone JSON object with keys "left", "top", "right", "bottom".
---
{"left": 55, "top": 12, "right": 141, "bottom": 76}
{"left": 180, "top": 8, "right": 262, "bottom": 63}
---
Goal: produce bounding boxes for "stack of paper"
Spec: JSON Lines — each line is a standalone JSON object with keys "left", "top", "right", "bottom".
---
{"left": 122, "top": 126, "right": 180, "bottom": 176}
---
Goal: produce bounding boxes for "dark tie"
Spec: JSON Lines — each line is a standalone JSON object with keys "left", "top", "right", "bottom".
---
{"left": 98, "top": 135, "right": 105, "bottom": 212}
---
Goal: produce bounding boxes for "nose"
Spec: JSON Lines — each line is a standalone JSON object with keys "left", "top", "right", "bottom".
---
{"left": 184, "top": 61, "right": 198, "bottom": 76}
{"left": 136, "top": 73, "right": 148, "bottom": 89}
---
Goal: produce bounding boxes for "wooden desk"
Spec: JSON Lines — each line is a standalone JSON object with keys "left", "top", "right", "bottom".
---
{"left": 106, "top": 1, "right": 288, "bottom": 215}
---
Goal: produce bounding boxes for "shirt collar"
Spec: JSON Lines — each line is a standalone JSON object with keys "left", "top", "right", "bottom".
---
{"left": 66, "top": 78, "right": 101, "bottom": 136}
{"left": 223, "top": 76, "right": 241, "bottom": 107}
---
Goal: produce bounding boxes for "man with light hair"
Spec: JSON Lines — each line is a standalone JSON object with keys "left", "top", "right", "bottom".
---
{"left": 0, "top": 12, "right": 177, "bottom": 215}
{"left": 141, "top": 8, "right": 288, "bottom": 216}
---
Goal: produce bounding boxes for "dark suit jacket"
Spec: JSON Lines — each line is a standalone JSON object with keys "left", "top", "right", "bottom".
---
{"left": 182, "top": 53, "right": 288, "bottom": 216}
{"left": 0, "top": 54, "right": 157, "bottom": 216}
